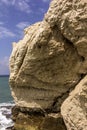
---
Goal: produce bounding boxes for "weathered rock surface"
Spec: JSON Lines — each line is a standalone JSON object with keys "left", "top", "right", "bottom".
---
{"left": 12, "top": 106, "right": 66, "bottom": 130}
{"left": 45, "top": 0, "right": 87, "bottom": 72}
{"left": 9, "top": 0, "right": 87, "bottom": 129}
{"left": 61, "top": 75, "right": 87, "bottom": 130}
{"left": 10, "top": 21, "right": 83, "bottom": 111}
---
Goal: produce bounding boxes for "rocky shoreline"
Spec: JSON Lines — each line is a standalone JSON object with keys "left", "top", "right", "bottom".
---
{"left": 0, "top": 103, "right": 14, "bottom": 130}
{"left": 11, "top": 105, "right": 66, "bottom": 130}
{"left": 6, "top": 126, "right": 14, "bottom": 130}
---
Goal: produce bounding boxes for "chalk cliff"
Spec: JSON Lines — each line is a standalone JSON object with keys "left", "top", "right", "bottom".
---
{"left": 9, "top": 0, "right": 87, "bottom": 130}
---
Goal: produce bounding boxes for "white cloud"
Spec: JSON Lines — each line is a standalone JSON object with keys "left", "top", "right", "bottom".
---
{"left": 1, "top": 0, "right": 31, "bottom": 14}
{"left": 16, "top": 21, "right": 30, "bottom": 30}
{"left": 15, "top": 0, "right": 31, "bottom": 14}
{"left": 0, "top": 56, "right": 9, "bottom": 75}
{"left": 0, "top": 26, "right": 15, "bottom": 38}
{"left": 15, "top": 21, "right": 30, "bottom": 39}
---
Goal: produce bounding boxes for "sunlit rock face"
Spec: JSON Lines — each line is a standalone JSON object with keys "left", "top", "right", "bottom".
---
{"left": 45, "top": 0, "right": 87, "bottom": 73}
{"left": 61, "top": 75, "right": 87, "bottom": 130}
{"left": 9, "top": 21, "right": 82, "bottom": 111}
{"left": 9, "top": 0, "right": 87, "bottom": 129}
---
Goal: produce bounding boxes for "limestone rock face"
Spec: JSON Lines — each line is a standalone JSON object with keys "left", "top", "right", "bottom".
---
{"left": 45, "top": 0, "right": 87, "bottom": 72}
{"left": 9, "top": 0, "right": 87, "bottom": 129}
{"left": 61, "top": 75, "right": 87, "bottom": 130}
{"left": 10, "top": 20, "right": 82, "bottom": 111}
{"left": 45, "top": 0, "right": 87, "bottom": 49}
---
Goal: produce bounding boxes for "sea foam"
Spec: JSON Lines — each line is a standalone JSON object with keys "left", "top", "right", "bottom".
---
{"left": 0, "top": 102, "right": 14, "bottom": 130}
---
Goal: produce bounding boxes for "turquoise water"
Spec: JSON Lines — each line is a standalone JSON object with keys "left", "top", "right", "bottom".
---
{"left": 0, "top": 76, "right": 13, "bottom": 103}
{"left": 0, "top": 76, "right": 14, "bottom": 130}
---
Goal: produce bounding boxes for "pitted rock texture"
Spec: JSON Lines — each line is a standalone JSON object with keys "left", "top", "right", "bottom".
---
{"left": 61, "top": 75, "right": 87, "bottom": 130}
{"left": 9, "top": 0, "right": 87, "bottom": 129}
{"left": 10, "top": 21, "right": 83, "bottom": 111}
{"left": 45, "top": 0, "right": 87, "bottom": 72}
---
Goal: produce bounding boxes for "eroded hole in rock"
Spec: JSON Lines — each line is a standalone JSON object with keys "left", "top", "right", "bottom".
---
{"left": 80, "top": 73, "right": 86, "bottom": 79}
{"left": 80, "top": 56, "right": 85, "bottom": 62}
{"left": 34, "top": 43, "right": 42, "bottom": 49}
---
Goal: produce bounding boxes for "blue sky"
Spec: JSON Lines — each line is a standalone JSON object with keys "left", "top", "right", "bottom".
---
{"left": 0, "top": 0, "right": 50, "bottom": 75}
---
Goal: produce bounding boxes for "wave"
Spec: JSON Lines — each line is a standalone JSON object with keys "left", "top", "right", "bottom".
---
{"left": 0, "top": 102, "right": 15, "bottom": 130}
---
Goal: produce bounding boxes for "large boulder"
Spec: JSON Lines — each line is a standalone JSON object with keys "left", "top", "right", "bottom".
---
{"left": 61, "top": 75, "right": 87, "bottom": 130}
{"left": 9, "top": 21, "right": 83, "bottom": 111}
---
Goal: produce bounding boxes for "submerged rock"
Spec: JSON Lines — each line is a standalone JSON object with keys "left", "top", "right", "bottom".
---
{"left": 9, "top": 0, "right": 87, "bottom": 129}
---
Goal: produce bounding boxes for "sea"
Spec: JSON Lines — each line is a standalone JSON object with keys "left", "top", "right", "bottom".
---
{"left": 0, "top": 76, "right": 14, "bottom": 130}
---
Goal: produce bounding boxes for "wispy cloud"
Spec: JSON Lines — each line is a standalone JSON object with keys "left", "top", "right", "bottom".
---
{"left": 15, "top": 0, "right": 31, "bottom": 14}
{"left": 0, "top": 56, "right": 9, "bottom": 75}
{"left": 16, "top": 21, "right": 30, "bottom": 30}
{"left": 1, "top": 0, "right": 31, "bottom": 14}
{"left": 15, "top": 21, "right": 30, "bottom": 38}
{"left": 0, "top": 26, "right": 15, "bottom": 38}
